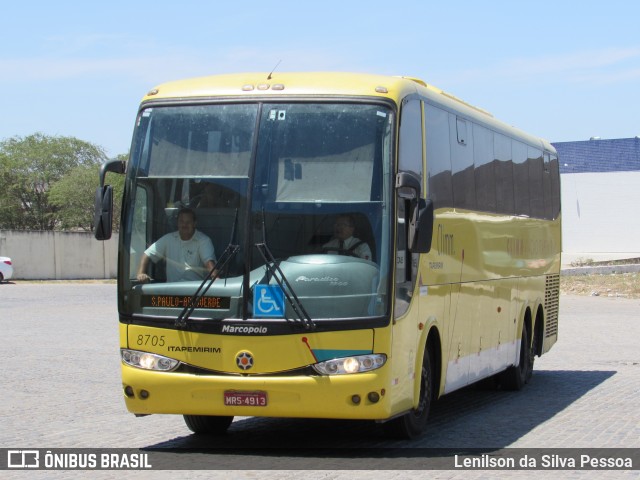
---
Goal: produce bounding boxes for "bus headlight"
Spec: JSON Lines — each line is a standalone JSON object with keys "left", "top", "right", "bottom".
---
{"left": 312, "top": 354, "right": 386, "bottom": 375}
{"left": 121, "top": 349, "right": 180, "bottom": 372}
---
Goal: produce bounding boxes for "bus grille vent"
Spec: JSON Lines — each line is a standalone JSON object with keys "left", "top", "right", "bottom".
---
{"left": 544, "top": 274, "right": 560, "bottom": 337}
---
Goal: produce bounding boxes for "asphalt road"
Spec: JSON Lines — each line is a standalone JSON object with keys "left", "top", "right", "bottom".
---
{"left": 1, "top": 283, "right": 638, "bottom": 479}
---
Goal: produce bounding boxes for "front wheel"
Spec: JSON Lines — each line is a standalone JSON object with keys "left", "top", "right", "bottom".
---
{"left": 384, "top": 347, "right": 434, "bottom": 439}
{"left": 183, "top": 415, "right": 234, "bottom": 435}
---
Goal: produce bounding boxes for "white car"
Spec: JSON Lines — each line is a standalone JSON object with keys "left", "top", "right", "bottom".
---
{"left": 0, "top": 256, "right": 13, "bottom": 282}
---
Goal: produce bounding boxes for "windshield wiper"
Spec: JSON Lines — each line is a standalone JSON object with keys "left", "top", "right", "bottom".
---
{"left": 176, "top": 209, "right": 240, "bottom": 328}
{"left": 255, "top": 242, "right": 315, "bottom": 331}
{"left": 253, "top": 208, "right": 314, "bottom": 330}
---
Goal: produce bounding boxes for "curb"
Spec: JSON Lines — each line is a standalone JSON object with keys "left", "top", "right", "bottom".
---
{"left": 561, "top": 264, "right": 640, "bottom": 276}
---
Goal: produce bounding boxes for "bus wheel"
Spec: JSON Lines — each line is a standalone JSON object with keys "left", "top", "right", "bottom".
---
{"left": 183, "top": 415, "right": 234, "bottom": 434}
{"left": 501, "top": 324, "right": 532, "bottom": 391}
{"left": 384, "top": 347, "right": 433, "bottom": 439}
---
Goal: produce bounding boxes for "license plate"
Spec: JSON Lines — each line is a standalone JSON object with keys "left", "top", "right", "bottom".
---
{"left": 223, "top": 390, "right": 268, "bottom": 407}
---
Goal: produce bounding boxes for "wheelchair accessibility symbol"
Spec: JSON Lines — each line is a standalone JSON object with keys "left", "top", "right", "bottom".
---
{"left": 253, "top": 285, "right": 285, "bottom": 318}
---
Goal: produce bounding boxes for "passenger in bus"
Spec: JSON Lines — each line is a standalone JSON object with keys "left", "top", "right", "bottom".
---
{"left": 322, "top": 214, "right": 372, "bottom": 261}
{"left": 193, "top": 183, "right": 217, "bottom": 208}
{"left": 136, "top": 208, "right": 217, "bottom": 283}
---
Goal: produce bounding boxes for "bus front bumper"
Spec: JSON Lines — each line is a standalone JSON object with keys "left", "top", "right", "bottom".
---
{"left": 121, "top": 363, "right": 394, "bottom": 420}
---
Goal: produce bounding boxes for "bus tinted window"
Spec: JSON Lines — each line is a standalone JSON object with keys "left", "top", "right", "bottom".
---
{"left": 549, "top": 154, "right": 561, "bottom": 219}
{"left": 399, "top": 99, "right": 423, "bottom": 187}
{"left": 473, "top": 124, "right": 497, "bottom": 212}
{"left": 494, "top": 133, "right": 514, "bottom": 215}
{"left": 528, "top": 146, "right": 545, "bottom": 218}
{"left": 512, "top": 140, "right": 530, "bottom": 216}
{"left": 451, "top": 115, "right": 475, "bottom": 210}
{"left": 425, "top": 104, "right": 453, "bottom": 209}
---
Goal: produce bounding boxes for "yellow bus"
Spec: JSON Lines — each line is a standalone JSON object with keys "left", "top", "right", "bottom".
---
{"left": 95, "top": 72, "right": 561, "bottom": 438}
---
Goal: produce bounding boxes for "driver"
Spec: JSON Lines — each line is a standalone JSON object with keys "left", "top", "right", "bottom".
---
{"left": 136, "top": 208, "right": 217, "bottom": 283}
{"left": 322, "top": 214, "right": 372, "bottom": 261}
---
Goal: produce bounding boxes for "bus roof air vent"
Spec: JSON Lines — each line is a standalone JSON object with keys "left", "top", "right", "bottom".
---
{"left": 400, "top": 76, "right": 428, "bottom": 87}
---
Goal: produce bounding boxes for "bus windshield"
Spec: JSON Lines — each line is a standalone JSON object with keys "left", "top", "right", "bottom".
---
{"left": 121, "top": 102, "right": 393, "bottom": 324}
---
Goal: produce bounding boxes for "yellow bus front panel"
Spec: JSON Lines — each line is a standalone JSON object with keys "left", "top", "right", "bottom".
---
{"left": 120, "top": 323, "right": 411, "bottom": 420}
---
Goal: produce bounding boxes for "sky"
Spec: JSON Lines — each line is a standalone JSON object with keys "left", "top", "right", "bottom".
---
{"left": 1, "top": 0, "right": 639, "bottom": 157}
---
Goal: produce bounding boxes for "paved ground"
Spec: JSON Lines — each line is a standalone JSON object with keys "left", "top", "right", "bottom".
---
{"left": 1, "top": 283, "right": 638, "bottom": 479}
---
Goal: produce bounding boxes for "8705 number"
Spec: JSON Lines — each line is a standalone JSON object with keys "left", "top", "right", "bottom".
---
{"left": 136, "top": 335, "right": 166, "bottom": 347}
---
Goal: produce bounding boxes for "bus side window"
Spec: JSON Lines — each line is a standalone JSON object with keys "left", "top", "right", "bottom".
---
{"left": 395, "top": 197, "right": 410, "bottom": 317}
{"left": 450, "top": 115, "right": 475, "bottom": 210}
{"left": 549, "top": 154, "right": 561, "bottom": 219}
{"left": 494, "top": 133, "right": 514, "bottom": 215}
{"left": 425, "top": 104, "right": 453, "bottom": 209}
{"left": 513, "top": 141, "right": 530, "bottom": 217}
{"left": 129, "top": 186, "right": 148, "bottom": 279}
{"left": 395, "top": 99, "right": 423, "bottom": 317}
{"left": 528, "top": 146, "right": 545, "bottom": 218}
{"left": 473, "top": 124, "right": 497, "bottom": 212}
{"left": 398, "top": 99, "right": 423, "bottom": 184}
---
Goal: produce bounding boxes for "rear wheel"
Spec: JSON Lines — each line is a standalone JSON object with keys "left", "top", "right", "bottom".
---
{"left": 501, "top": 323, "right": 533, "bottom": 390}
{"left": 384, "top": 347, "right": 434, "bottom": 439}
{"left": 183, "top": 415, "right": 234, "bottom": 434}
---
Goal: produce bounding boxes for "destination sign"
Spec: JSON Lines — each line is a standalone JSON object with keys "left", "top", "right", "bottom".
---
{"left": 142, "top": 295, "right": 230, "bottom": 310}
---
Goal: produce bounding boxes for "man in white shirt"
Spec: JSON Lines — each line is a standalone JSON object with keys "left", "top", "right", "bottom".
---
{"left": 136, "top": 208, "right": 216, "bottom": 283}
{"left": 323, "top": 214, "right": 372, "bottom": 261}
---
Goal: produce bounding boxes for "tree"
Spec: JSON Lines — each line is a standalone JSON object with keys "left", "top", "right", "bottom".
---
{"left": 0, "top": 133, "right": 108, "bottom": 230}
{"left": 0, "top": 151, "right": 25, "bottom": 228}
{"left": 49, "top": 154, "right": 126, "bottom": 231}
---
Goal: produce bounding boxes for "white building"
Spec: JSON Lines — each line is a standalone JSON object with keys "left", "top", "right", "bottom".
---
{"left": 553, "top": 137, "right": 640, "bottom": 266}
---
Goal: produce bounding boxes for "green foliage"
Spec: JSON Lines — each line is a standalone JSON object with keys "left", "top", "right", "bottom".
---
{"left": 48, "top": 164, "right": 100, "bottom": 230}
{"left": 0, "top": 132, "right": 125, "bottom": 231}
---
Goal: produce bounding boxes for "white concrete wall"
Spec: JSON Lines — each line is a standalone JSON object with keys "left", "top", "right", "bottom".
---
{"left": 0, "top": 230, "right": 118, "bottom": 280}
{"left": 560, "top": 171, "right": 640, "bottom": 266}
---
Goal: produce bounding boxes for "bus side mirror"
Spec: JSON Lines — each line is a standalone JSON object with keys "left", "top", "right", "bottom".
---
{"left": 94, "top": 185, "right": 113, "bottom": 240}
{"left": 94, "top": 159, "right": 126, "bottom": 241}
{"left": 409, "top": 198, "right": 434, "bottom": 253}
{"left": 396, "top": 171, "right": 434, "bottom": 253}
